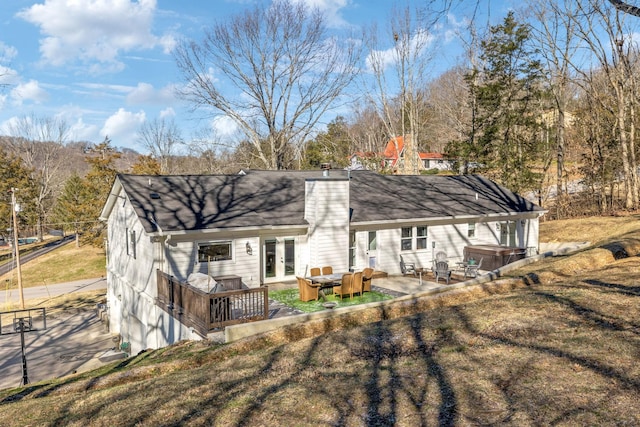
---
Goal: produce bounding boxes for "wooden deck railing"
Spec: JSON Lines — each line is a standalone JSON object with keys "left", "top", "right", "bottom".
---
{"left": 156, "top": 270, "right": 269, "bottom": 336}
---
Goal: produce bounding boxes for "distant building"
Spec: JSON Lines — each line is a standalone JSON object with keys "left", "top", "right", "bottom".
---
{"left": 350, "top": 135, "right": 453, "bottom": 174}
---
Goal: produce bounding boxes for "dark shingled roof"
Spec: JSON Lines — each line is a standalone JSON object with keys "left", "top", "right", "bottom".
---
{"left": 114, "top": 170, "right": 543, "bottom": 234}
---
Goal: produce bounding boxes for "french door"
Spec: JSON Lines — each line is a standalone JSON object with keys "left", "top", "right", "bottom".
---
{"left": 263, "top": 238, "right": 296, "bottom": 282}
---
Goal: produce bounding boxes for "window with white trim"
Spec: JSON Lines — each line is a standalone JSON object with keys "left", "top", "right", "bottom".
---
{"left": 401, "top": 227, "right": 412, "bottom": 251}
{"left": 468, "top": 222, "right": 476, "bottom": 238}
{"left": 198, "top": 241, "right": 233, "bottom": 262}
{"left": 417, "top": 226, "right": 428, "bottom": 249}
{"left": 402, "top": 226, "right": 429, "bottom": 251}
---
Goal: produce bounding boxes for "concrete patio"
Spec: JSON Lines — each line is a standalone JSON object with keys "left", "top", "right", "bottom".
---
{"left": 220, "top": 241, "right": 591, "bottom": 343}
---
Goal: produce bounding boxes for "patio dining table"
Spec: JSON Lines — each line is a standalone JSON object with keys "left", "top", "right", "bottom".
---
{"left": 307, "top": 273, "right": 347, "bottom": 301}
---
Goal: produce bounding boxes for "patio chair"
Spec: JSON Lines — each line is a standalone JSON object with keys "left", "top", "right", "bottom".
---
{"left": 321, "top": 266, "right": 333, "bottom": 275}
{"left": 464, "top": 257, "right": 483, "bottom": 279}
{"left": 361, "top": 267, "right": 374, "bottom": 293}
{"left": 310, "top": 267, "right": 321, "bottom": 277}
{"left": 435, "top": 251, "right": 448, "bottom": 262}
{"left": 400, "top": 255, "right": 417, "bottom": 276}
{"left": 297, "top": 276, "right": 319, "bottom": 302}
{"left": 333, "top": 273, "right": 354, "bottom": 300}
{"left": 434, "top": 261, "right": 452, "bottom": 285}
{"left": 351, "top": 271, "right": 364, "bottom": 297}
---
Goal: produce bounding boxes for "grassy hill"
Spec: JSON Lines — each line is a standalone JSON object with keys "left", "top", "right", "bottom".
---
{"left": 0, "top": 215, "right": 638, "bottom": 425}
{"left": 0, "top": 241, "right": 106, "bottom": 290}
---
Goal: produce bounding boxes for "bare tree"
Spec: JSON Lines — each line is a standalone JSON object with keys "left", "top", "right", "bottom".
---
{"left": 363, "top": 4, "right": 441, "bottom": 174}
{"left": 137, "top": 117, "right": 183, "bottom": 174}
{"left": 527, "top": 0, "right": 581, "bottom": 213}
{"left": 569, "top": 0, "right": 640, "bottom": 209}
{"left": 5, "top": 114, "right": 70, "bottom": 240}
{"left": 174, "top": 0, "right": 360, "bottom": 170}
{"left": 608, "top": 0, "right": 640, "bottom": 16}
{"left": 424, "top": 66, "right": 471, "bottom": 154}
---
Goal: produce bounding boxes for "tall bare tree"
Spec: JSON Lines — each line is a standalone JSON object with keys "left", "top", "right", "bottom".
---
{"left": 175, "top": 0, "right": 360, "bottom": 170}
{"left": 364, "top": 4, "right": 440, "bottom": 174}
{"left": 425, "top": 66, "right": 471, "bottom": 154}
{"left": 528, "top": 0, "right": 581, "bottom": 210}
{"left": 569, "top": 0, "right": 640, "bottom": 209}
{"left": 5, "top": 114, "right": 70, "bottom": 240}
{"left": 137, "top": 117, "right": 183, "bottom": 174}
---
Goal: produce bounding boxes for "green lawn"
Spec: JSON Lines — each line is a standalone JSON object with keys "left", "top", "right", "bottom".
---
{"left": 269, "top": 288, "right": 393, "bottom": 312}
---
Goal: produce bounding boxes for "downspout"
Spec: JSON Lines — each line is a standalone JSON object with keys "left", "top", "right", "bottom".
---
{"left": 149, "top": 215, "right": 172, "bottom": 349}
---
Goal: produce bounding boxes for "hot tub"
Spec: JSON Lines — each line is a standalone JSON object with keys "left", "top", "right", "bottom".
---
{"left": 463, "top": 245, "right": 526, "bottom": 271}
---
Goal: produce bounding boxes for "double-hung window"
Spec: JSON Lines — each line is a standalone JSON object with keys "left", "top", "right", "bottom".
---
{"left": 401, "top": 226, "right": 428, "bottom": 251}
{"left": 416, "top": 226, "right": 428, "bottom": 249}
{"left": 401, "top": 227, "right": 412, "bottom": 251}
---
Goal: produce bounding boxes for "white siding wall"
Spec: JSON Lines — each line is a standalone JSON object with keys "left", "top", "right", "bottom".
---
{"left": 521, "top": 217, "right": 540, "bottom": 253}
{"left": 163, "top": 233, "right": 262, "bottom": 287}
{"left": 350, "top": 216, "right": 540, "bottom": 276}
{"left": 304, "top": 177, "right": 350, "bottom": 273}
{"left": 106, "top": 188, "right": 198, "bottom": 354}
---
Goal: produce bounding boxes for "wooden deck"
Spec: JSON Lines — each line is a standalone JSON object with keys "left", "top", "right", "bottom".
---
{"left": 156, "top": 271, "right": 269, "bottom": 336}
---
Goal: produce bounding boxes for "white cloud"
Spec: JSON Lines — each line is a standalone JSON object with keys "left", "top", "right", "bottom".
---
{"left": 101, "top": 108, "right": 146, "bottom": 141}
{"left": 17, "top": 0, "right": 176, "bottom": 70}
{"left": 293, "top": 0, "right": 350, "bottom": 28}
{"left": 365, "top": 29, "right": 435, "bottom": 73}
{"left": 212, "top": 115, "right": 238, "bottom": 136}
{"left": 0, "top": 42, "right": 18, "bottom": 62}
{"left": 10, "top": 80, "right": 49, "bottom": 105}
{"left": 126, "top": 82, "right": 176, "bottom": 105}
{"left": 0, "top": 66, "right": 20, "bottom": 85}
{"left": 159, "top": 107, "right": 175, "bottom": 118}
{"left": 69, "top": 117, "right": 100, "bottom": 142}
{"left": 444, "top": 13, "right": 470, "bottom": 44}
{"left": 0, "top": 116, "right": 20, "bottom": 134}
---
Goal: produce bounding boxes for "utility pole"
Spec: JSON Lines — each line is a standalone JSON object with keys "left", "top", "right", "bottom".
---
{"left": 10, "top": 188, "right": 25, "bottom": 309}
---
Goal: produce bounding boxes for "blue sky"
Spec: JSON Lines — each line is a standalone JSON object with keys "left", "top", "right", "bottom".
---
{"left": 0, "top": 0, "right": 513, "bottom": 153}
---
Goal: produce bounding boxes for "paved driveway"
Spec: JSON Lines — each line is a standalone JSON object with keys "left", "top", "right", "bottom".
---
{"left": 0, "top": 278, "right": 114, "bottom": 391}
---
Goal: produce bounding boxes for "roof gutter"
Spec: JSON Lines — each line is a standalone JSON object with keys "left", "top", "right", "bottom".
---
{"left": 144, "top": 223, "right": 309, "bottom": 239}
{"left": 350, "top": 211, "right": 547, "bottom": 228}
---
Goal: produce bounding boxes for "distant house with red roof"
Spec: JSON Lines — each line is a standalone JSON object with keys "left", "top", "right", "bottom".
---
{"left": 351, "top": 135, "right": 453, "bottom": 174}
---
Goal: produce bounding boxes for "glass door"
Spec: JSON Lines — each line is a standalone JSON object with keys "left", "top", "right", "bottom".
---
{"left": 500, "top": 221, "right": 517, "bottom": 246}
{"left": 264, "top": 240, "right": 277, "bottom": 278}
{"left": 263, "top": 237, "right": 296, "bottom": 282}
{"left": 367, "top": 231, "right": 377, "bottom": 268}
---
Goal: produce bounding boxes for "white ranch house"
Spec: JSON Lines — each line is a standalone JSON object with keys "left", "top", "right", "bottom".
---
{"left": 100, "top": 169, "right": 545, "bottom": 353}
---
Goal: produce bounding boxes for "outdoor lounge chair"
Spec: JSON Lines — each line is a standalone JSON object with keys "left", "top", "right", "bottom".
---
{"left": 400, "top": 255, "right": 417, "bottom": 276}
{"left": 297, "top": 276, "right": 319, "bottom": 302}
{"left": 434, "top": 261, "right": 452, "bottom": 285}
{"left": 464, "top": 257, "right": 483, "bottom": 279}
{"left": 361, "top": 267, "right": 374, "bottom": 293}
{"left": 309, "top": 267, "right": 321, "bottom": 277}
{"left": 333, "top": 273, "right": 354, "bottom": 299}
